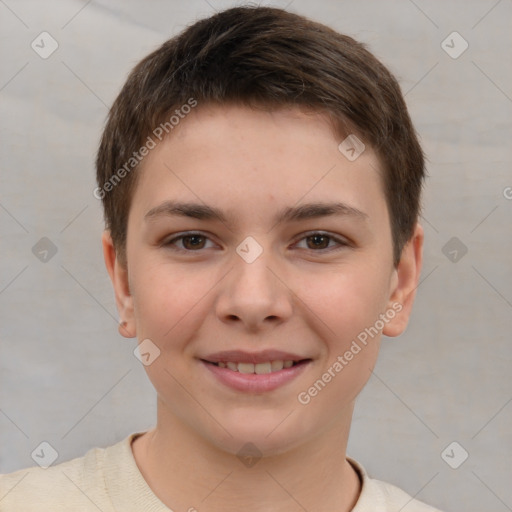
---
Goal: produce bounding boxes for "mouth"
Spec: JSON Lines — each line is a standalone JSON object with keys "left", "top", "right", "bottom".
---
{"left": 200, "top": 357, "right": 313, "bottom": 393}
{"left": 201, "top": 358, "right": 312, "bottom": 374}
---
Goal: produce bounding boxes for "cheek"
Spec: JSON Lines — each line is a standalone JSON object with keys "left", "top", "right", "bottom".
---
{"left": 297, "top": 265, "right": 390, "bottom": 347}
{"left": 130, "top": 261, "right": 217, "bottom": 342}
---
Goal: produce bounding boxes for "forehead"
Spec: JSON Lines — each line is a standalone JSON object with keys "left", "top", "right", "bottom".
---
{"left": 130, "top": 104, "right": 387, "bottom": 228}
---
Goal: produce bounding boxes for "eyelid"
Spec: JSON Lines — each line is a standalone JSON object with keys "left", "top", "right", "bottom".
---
{"left": 162, "top": 231, "right": 219, "bottom": 251}
{"left": 163, "top": 230, "right": 350, "bottom": 253}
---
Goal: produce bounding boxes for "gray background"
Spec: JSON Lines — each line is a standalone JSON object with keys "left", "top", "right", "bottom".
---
{"left": 1, "top": 1, "right": 511, "bottom": 511}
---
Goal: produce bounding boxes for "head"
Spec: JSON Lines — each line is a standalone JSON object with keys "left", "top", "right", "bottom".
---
{"left": 98, "top": 6, "right": 425, "bottom": 456}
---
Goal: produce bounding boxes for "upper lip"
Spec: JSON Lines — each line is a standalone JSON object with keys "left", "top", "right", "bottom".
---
{"left": 201, "top": 350, "right": 311, "bottom": 364}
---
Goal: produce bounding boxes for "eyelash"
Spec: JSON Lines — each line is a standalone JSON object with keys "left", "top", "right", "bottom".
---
{"left": 162, "top": 231, "right": 350, "bottom": 254}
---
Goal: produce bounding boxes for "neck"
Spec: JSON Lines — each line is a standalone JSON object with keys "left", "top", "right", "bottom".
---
{"left": 132, "top": 400, "right": 361, "bottom": 512}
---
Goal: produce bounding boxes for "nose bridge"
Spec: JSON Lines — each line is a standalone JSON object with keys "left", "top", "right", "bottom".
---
{"left": 215, "top": 236, "right": 293, "bottom": 327}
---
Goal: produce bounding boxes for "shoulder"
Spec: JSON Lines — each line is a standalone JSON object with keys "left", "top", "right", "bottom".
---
{"left": 348, "top": 457, "right": 444, "bottom": 512}
{"left": 0, "top": 441, "right": 112, "bottom": 511}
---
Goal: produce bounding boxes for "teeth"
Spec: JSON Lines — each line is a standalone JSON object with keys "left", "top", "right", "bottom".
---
{"left": 214, "top": 360, "right": 298, "bottom": 374}
{"left": 271, "top": 360, "right": 284, "bottom": 371}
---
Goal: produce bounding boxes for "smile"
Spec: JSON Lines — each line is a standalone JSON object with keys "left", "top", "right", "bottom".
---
{"left": 205, "top": 359, "right": 306, "bottom": 374}
{"left": 201, "top": 359, "right": 312, "bottom": 393}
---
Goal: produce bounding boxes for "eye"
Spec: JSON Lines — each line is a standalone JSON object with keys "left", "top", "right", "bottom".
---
{"left": 163, "top": 231, "right": 350, "bottom": 253}
{"left": 164, "top": 232, "right": 216, "bottom": 252}
{"left": 294, "top": 231, "right": 349, "bottom": 252}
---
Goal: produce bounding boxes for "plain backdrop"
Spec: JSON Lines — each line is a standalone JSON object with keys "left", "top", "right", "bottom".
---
{"left": 1, "top": 1, "right": 511, "bottom": 511}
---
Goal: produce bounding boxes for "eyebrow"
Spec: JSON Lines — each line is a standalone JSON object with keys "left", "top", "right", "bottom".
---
{"left": 144, "top": 200, "right": 368, "bottom": 226}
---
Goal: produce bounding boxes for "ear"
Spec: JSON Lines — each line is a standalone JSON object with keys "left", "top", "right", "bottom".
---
{"left": 101, "top": 230, "right": 136, "bottom": 338}
{"left": 382, "top": 222, "right": 424, "bottom": 338}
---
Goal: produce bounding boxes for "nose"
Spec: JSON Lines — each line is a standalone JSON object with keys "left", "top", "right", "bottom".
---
{"left": 214, "top": 245, "right": 293, "bottom": 332}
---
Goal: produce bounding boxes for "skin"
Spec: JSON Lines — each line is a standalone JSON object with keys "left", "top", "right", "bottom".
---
{"left": 103, "top": 104, "right": 423, "bottom": 512}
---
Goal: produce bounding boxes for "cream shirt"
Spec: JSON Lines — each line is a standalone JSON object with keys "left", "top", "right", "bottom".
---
{"left": 0, "top": 432, "right": 443, "bottom": 511}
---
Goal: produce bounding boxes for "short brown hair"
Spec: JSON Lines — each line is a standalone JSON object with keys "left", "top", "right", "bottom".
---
{"left": 96, "top": 5, "right": 425, "bottom": 267}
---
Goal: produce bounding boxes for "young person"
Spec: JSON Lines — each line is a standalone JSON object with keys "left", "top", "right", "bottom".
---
{"left": 0, "top": 6, "right": 443, "bottom": 511}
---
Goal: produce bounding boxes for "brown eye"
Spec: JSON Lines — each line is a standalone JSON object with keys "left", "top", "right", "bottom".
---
{"left": 165, "top": 233, "right": 214, "bottom": 252}
{"left": 295, "top": 232, "right": 349, "bottom": 252}
{"left": 181, "top": 235, "right": 207, "bottom": 250}
{"left": 306, "top": 234, "right": 331, "bottom": 250}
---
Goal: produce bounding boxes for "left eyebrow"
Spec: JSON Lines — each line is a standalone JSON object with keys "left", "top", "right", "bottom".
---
{"left": 144, "top": 200, "right": 369, "bottom": 226}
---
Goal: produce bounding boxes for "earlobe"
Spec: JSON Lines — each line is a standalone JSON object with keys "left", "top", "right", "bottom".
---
{"left": 101, "top": 230, "right": 136, "bottom": 338}
{"left": 382, "top": 223, "right": 424, "bottom": 338}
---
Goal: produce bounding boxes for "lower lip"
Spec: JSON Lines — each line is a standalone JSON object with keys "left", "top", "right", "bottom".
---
{"left": 201, "top": 360, "right": 312, "bottom": 393}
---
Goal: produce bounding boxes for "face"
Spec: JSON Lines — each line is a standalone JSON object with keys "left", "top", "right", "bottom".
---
{"left": 104, "top": 104, "right": 423, "bottom": 457}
